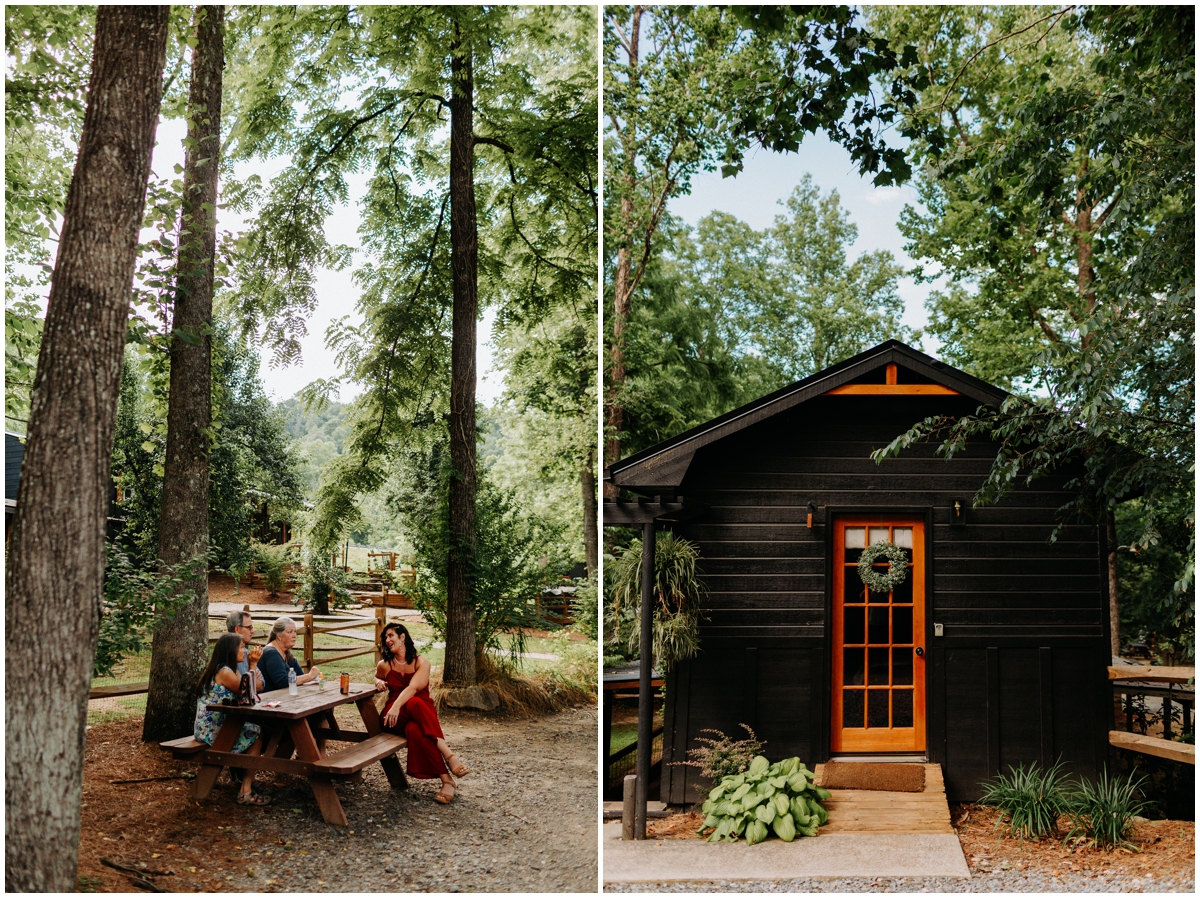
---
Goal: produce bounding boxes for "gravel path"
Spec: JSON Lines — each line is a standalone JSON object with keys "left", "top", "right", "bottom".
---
{"left": 604, "top": 871, "right": 1194, "bottom": 893}
{"left": 212, "top": 704, "right": 598, "bottom": 893}
{"left": 80, "top": 704, "right": 597, "bottom": 892}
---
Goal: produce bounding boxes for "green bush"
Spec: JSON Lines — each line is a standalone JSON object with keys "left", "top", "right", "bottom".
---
{"left": 696, "top": 755, "right": 831, "bottom": 844}
{"left": 295, "top": 553, "right": 353, "bottom": 613}
{"left": 1064, "top": 767, "right": 1150, "bottom": 850}
{"left": 253, "top": 541, "right": 289, "bottom": 596}
{"left": 978, "top": 760, "right": 1071, "bottom": 841}
{"left": 396, "top": 441, "right": 564, "bottom": 659}
{"left": 96, "top": 543, "right": 206, "bottom": 678}
{"left": 570, "top": 575, "right": 598, "bottom": 640}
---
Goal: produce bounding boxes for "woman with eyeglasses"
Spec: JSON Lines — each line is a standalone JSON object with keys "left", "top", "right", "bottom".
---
{"left": 375, "top": 622, "right": 470, "bottom": 804}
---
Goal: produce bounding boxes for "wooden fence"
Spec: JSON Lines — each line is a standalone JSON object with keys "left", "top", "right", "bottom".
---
{"left": 88, "top": 607, "right": 389, "bottom": 700}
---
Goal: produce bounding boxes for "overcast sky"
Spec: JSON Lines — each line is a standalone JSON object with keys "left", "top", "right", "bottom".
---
{"left": 150, "top": 118, "right": 503, "bottom": 408}
{"left": 146, "top": 109, "right": 938, "bottom": 406}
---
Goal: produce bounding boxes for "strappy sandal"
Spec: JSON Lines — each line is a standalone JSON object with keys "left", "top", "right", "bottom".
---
{"left": 237, "top": 791, "right": 271, "bottom": 806}
{"left": 447, "top": 755, "right": 470, "bottom": 778}
{"left": 434, "top": 783, "right": 456, "bottom": 805}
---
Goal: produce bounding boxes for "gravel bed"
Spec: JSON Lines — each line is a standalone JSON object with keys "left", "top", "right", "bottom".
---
{"left": 605, "top": 871, "right": 1194, "bottom": 893}
{"left": 211, "top": 705, "right": 598, "bottom": 893}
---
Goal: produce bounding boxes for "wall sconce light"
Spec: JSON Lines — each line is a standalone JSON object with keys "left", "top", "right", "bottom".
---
{"left": 806, "top": 502, "right": 816, "bottom": 529}
{"left": 951, "top": 499, "right": 966, "bottom": 528}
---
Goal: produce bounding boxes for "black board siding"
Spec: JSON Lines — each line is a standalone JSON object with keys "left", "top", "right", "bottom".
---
{"left": 661, "top": 394, "right": 1108, "bottom": 804}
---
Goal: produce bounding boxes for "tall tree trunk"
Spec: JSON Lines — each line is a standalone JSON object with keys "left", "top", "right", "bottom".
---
{"left": 604, "top": 6, "right": 641, "bottom": 499}
{"left": 143, "top": 5, "right": 225, "bottom": 742}
{"left": 1107, "top": 509, "right": 1120, "bottom": 657}
{"left": 582, "top": 448, "right": 598, "bottom": 576}
{"left": 443, "top": 24, "right": 479, "bottom": 687}
{"left": 4, "top": 7, "right": 169, "bottom": 890}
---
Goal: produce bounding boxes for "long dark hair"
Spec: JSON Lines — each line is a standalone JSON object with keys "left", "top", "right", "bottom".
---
{"left": 380, "top": 623, "right": 417, "bottom": 665}
{"left": 197, "top": 633, "right": 243, "bottom": 696}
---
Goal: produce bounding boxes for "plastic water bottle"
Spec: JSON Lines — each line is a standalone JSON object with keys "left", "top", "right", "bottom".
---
{"left": 288, "top": 667, "right": 298, "bottom": 695}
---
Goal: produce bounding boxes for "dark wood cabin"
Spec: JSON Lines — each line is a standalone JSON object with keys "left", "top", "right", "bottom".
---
{"left": 605, "top": 341, "right": 1111, "bottom": 803}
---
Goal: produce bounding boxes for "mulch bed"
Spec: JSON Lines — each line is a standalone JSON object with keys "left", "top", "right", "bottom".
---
{"left": 819, "top": 761, "right": 925, "bottom": 792}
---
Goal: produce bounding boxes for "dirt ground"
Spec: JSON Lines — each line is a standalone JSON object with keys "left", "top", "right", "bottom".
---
{"left": 641, "top": 804, "right": 1194, "bottom": 880}
{"left": 78, "top": 701, "right": 598, "bottom": 893}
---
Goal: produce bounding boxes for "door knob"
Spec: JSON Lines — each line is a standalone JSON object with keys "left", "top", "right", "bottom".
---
{"left": 915, "top": 646, "right": 924, "bottom": 657}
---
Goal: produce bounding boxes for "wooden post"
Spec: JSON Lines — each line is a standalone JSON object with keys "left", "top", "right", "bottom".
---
{"left": 622, "top": 774, "right": 637, "bottom": 841}
{"left": 635, "top": 521, "right": 655, "bottom": 840}
{"left": 375, "top": 607, "right": 386, "bottom": 664}
{"left": 303, "top": 612, "right": 313, "bottom": 671}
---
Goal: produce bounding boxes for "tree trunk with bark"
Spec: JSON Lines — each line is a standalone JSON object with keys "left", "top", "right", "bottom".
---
{"left": 143, "top": 5, "right": 225, "bottom": 742}
{"left": 4, "top": 7, "right": 169, "bottom": 890}
{"left": 582, "top": 449, "right": 598, "bottom": 576}
{"left": 443, "top": 25, "right": 479, "bottom": 688}
{"left": 604, "top": 6, "right": 641, "bottom": 499}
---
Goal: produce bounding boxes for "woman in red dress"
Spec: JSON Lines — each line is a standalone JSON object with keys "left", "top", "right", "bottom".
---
{"left": 374, "top": 622, "right": 470, "bottom": 803}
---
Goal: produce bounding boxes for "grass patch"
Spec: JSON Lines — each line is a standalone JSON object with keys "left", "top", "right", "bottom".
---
{"left": 89, "top": 616, "right": 595, "bottom": 724}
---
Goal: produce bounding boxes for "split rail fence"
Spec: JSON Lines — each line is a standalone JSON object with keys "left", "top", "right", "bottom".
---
{"left": 89, "top": 607, "right": 389, "bottom": 702}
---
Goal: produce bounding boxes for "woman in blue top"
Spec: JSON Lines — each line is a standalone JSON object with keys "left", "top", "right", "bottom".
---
{"left": 195, "top": 633, "right": 270, "bottom": 805}
{"left": 258, "top": 616, "right": 322, "bottom": 692}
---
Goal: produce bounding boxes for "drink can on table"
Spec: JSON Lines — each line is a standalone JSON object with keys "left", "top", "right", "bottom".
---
{"left": 340, "top": 672, "right": 350, "bottom": 694}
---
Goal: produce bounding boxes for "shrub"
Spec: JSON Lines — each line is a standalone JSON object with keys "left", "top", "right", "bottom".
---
{"left": 570, "top": 575, "right": 598, "bottom": 640}
{"left": 295, "top": 553, "right": 353, "bottom": 614}
{"left": 978, "top": 759, "right": 1071, "bottom": 841}
{"left": 1064, "top": 767, "right": 1151, "bottom": 850}
{"left": 696, "top": 755, "right": 831, "bottom": 844}
{"left": 253, "top": 541, "right": 289, "bottom": 596}
{"left": 396, "top": 441, "right": 564, "bottom": 659}
{"left": 673, "top": 725, "right": 766, "bottom": 784}
{"left": 96, "top": 543, "right": 206, "bottom": 678}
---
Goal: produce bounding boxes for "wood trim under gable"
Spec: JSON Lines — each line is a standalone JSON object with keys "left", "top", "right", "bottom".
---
{"left": 826, "top": 384, "right": 960, "bottom": 396}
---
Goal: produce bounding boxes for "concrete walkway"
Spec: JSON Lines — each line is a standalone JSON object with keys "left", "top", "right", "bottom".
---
{"left": 601, "top": 822, "right": 969, "bottom": 883}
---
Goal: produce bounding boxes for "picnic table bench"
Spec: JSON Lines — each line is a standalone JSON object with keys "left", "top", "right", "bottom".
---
{"left": 160, "top": 682, "right": 407, "bottom": 825}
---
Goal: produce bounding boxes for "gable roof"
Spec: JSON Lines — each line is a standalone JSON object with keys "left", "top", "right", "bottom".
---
{"left": 606, "top": 340, "right": 1008, "bottom": 492}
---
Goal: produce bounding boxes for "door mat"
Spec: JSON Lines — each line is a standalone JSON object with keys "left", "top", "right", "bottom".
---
{"left": 820, "top": 762, "right": 925, "bottom": 792}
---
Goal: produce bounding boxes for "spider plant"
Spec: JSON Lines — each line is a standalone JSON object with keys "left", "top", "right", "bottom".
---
{"left": 1063, "top": 767, "right": 1150, "bottom": 850}
{"left": 978, "top": 759, "right": 1071, "bottom": 840}
{"left": 607, "top": 531, "right": 707, "bottom": 670}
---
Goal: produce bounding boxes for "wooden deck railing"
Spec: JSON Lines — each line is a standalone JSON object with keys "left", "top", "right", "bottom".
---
{"left": 1108, "top": 664, "right": 1194, "bottom": 765}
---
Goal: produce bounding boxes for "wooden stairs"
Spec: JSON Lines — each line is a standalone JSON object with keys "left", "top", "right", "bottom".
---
{"left": 814, "top": 762, "right": 954, "bottom": 834}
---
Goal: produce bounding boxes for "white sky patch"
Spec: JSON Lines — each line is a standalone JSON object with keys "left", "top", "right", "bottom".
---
{"left": 33, "top": 113, "right": 505, "bottom": 409}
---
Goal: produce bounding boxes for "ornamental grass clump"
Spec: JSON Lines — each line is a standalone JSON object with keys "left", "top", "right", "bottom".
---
{"left": 696, "top": 755, "right": 831, "bottom": 845}
{"left": 978, "top": 760, "right": 1070, "bottom": 841}
{"left": 674, "top": 725, "right": 765, "bottom": 783}
{"left": 1063, "top": 767, "right": 1150, "bottom": 850}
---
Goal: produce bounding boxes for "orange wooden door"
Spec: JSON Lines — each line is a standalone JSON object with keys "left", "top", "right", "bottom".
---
{"left": 831, "top": 517, "right": 926, "bottom": 753}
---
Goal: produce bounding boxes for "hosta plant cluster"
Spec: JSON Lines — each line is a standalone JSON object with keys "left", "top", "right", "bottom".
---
{"left": 697, "top": 755, "right": 831, "bottom": 844}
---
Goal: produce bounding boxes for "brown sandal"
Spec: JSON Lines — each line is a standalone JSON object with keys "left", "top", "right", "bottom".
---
{"left": 434, "top": 782, "right": 456, "bottom": 805}
{"left": 447, "top": 754, "right": 469, "bottom": 778}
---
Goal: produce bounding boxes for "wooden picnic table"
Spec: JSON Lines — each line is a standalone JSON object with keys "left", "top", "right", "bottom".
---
{"left": 188, "top": 682, "right": 407, "bottom": 825}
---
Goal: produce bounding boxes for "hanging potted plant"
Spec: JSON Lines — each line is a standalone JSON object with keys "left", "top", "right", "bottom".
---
{"left": 606, "top": 531, "right": 707, "bottom": 670}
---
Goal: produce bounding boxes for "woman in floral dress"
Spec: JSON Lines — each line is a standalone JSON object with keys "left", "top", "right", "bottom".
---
{"left": 195, "top": 632, "right": 269, "bottom": 805}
